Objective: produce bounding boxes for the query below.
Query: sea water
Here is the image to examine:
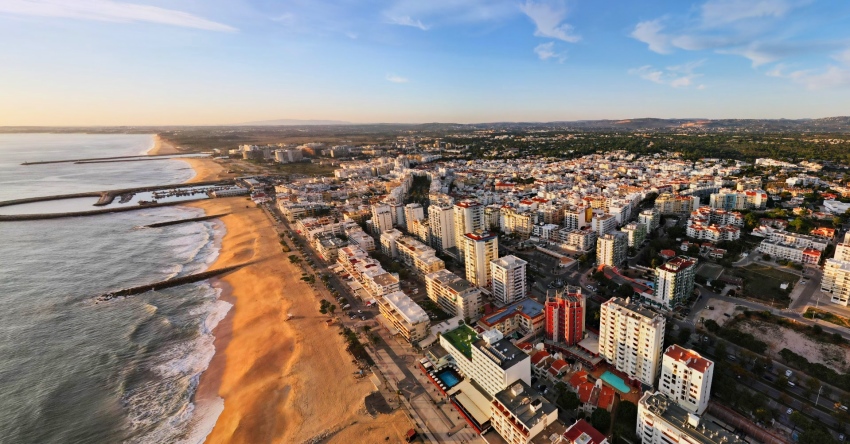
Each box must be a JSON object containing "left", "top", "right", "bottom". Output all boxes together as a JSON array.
[{"left": 0, "top": 134, "right": 229, "bottom": 443}]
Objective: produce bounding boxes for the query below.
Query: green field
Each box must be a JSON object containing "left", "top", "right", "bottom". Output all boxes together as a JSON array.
[{"left": 731, "top": 264, "right": 798, "bottom": 306}]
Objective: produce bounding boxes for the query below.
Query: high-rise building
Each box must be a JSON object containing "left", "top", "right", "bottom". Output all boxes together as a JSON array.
[
  {"left": 621, "top": 222, "right": 647, "bottom": 248},
  {"left": 823, "top": 259, "right": 850, "bottom": 306},
  {"left": 454, "top": 200, "right": 485, "bottom": 255},
  {"left": 709, "top": 189, "right": 768, "bottom": 211},
  {"left": 428, "top": 200, "right": 455, "bottom": 253},
  {"left": 596, "top": 232, "right": 627, "bottom": 267},
  {"left": 462, "top": 231, "right": 498, "bottom": 288},
  {"left": 564, "top": 205, "right": 592, "bottom": 231},
  {"left": 491, "top": 255, "right": 527, "bottom": 306},
  {"left": 371, "top": 203, "right": 394, "bottom": 234},
  {"left": 654, "top": 256, "right": 697, "bottom": 308},
  {"left": 439, "top": 326, "right": 531, "bottom": 396},
  {"left": 659, "top": 345, "right": 714, "bottom": 415},
  {"left": 592, "top": 214, "right": 617, "bottom": 236},
  {"left": 544, "top": 287, "right": 585, "bottom": 346},
  {"left": 424, "top": 269, "right": 484, "bottom": 320},
  {"left": 404, "top": 203, "right": 424, "bottom": 233},
  {"left": 639, "top": 208, "right": 660, "bottom": 231},
  {"left": 638, "top": 391, "right": 746, "bottom": 444},
  {"left": 490, "top": 381, "right": 558, "bottom": 444},
  {"left": 599, "top": 297, "right": 666, "bottom": 387}
]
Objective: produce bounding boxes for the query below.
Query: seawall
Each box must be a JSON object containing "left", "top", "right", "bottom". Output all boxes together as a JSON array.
[
  {"left": 94, "top": 263, "right": 248, "bottom": 302},
  {"left": 145, "top": 213, "right": 230, "bottom": 228}
]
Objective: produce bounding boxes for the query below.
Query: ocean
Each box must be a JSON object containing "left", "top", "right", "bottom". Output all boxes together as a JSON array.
[{"left": 0, "top": 134, "right": 229, "bottom": 443}]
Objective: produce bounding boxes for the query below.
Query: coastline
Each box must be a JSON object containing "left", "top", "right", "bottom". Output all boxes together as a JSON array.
[{"left": 147, "top": 134, "right": 180, "bottom": 155}]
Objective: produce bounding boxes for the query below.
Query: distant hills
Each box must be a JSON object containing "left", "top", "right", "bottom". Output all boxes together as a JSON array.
[{"left": 235, "top": 119, "right": 352, "bottom": 126}]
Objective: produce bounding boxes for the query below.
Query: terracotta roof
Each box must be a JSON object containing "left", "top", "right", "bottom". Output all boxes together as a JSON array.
[
  {"left": 578, "top": 382, "right": 594, "bottom": 403},
  {"left": 564, "top": 419, "right": 607, "bottom": 444},
  {"left": 568, "top": 370, "right": 588, "bottom": 389},
  {"left": 597, "top": 386, "right": 615, "bottom": 410},
  {"left": 530, "top": 350, "right": 550, "bottom": 365},
  {"left": 665, "top": 344, "right": 712, "bottom": 373}
]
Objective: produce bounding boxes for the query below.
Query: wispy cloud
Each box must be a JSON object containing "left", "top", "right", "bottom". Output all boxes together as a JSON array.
[
  {"left": 271, "top": 12, "right": 295, "bottom": 25},
  {"left": 700, "top": 0, "right": 798, "bottom": 27},
  {"left": 386, "top": 73, "right": 409, "bottom": 83},
  {"left": 0, "top": 0, "right": 236, "bottom": 32},
  {"left": 629, "top": 60, "right": 705, "bottom": 88},
  {"left": 385, "top": 14, "right": 429, "bottom": 30},
  {"left": 520, "top": 0, "right": 580, "bottom": 43},
  {"left": 767, "top": 49, "right": 850, "bottom": 89},
  {"left": 631, "top": 19, "right": 671, "bottom": 54},
  {"left": 534, "top": 42, "right": 566, "bottom": 62},
  {"left": 381, "top": 1, "right": 517, "bottom": 28}
]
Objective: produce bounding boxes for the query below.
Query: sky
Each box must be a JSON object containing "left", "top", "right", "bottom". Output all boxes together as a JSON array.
[{"left": 1, "top": 0, "right": 850, "bottom": 125}]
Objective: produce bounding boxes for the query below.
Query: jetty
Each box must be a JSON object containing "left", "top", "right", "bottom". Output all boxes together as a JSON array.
[
  {"left": 21, "top": 153, "right": 207, "bottom": 166},
  {"left": 94, "top": 263, "right": 248, "bottom": 302},
  {"left": 145, "top": 213, "right": 230, "bottom": 228}
]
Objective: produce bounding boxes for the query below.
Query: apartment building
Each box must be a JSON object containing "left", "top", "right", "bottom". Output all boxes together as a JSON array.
[
  {"left": 599, "top": 298, "right": 666, "bottom": 387},
  {"left": 377, "top": 290, "right": 430, "bottom": 343},
  {"left": 562, "top": 419, "right": 608, "bottom": 444},
  {"left": 379, "top": 228, "right": 404, "bottom": 258},
  {"left": 491, "top": 255, "right": 528, "bottom": 306},
  {"left": 638, "top": 391, "right": 745, "bottom": 444},
  {"left": 686, "top": 223, "right": 741, "bottom": 242},
  {"left": 477, "top": 298, "right": 546, "bottom": 338},
  {"left": 655, "top": 193, "right": 699, "bottom": 214},
  {"left": 463, "top": 231, "right": 499, "bottom": 288},
  {"left": 823, "top": 259, "right": 850, "bottom": 306},
  {"left": 565, "top": 205, "right": 592, "bottom": 231},
  {"left": 639, "top": 208, "right": 660, "bottom": 231},
  {"left": 371, "top": 203, "right": 394, "bottom": 233},
  {"left": 757, "top": 240, "right": 822, "bottom": 264},
  {"left": 659, "top": 345, "right": 714, "bottom": 415},
  {"left": 404, "top": 203, "right": 425, "bottom": 233},
  {"left": 491, "top": 381, "right": 559, "bottom": 444},
  {"left": 348, "top": 230, "right": 375, "bottom": 251},
  {"left": 556, "top": 227, "right": 597, "bottom": 252},
  {"left": 440, "top": 326, "right": 531, "bottom": 397},
  {"left": 454, "top": 200, "right": 486, "bottom": 255},
  {"left": 545, "top": 288, "right": 585, "bottom": 346},
  {"left": 597, "top": 232, "right": 627, "bottom": 268},
  {"left": 424, "top": 269, "right": 484, "bottom": 320},
  {"left": 397, "top": 235, "right": 445, "bottom": 275},
  {"left": 766, "top": 230, "right": 829, "bottom": 251},
  {"left": 654, "top": 256, "right": 696, "bottom": 308},
  {"left": 337, "top": 246, "right": 400, "bottom": 298},
  {"left": 621, "top": 222, "right": 647, "bottom": 248},
  {"left": 428, "top": 200, "right": 456, "bottom": 253},
  {"left": 592, "top": 214, "right": 617, "bottom": 236},
  {"left": 709, "top": 188, "right": 768, "bottom": 210}
]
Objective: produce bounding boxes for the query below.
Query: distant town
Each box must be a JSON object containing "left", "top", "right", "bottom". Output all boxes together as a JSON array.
[{"left": 203, "top": 130, "right": 850, "bottom": 444}]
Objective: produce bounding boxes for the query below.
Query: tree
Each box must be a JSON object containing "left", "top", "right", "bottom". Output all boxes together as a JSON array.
[
  {"left": 590, "top": 408, "right": 611, "bottom": 433},
  {"left": 288, "top": 254, "right": 302, "bottom": 265},
  {"left": 775, "top": 375, "right": 788, "bottom": 390},
  {"left": 715, "top": 341, "right": 727, "bottom": 358},
  {"left": 678, "top": 328, "right": 692, "bottom": 345},
  {"left": 557, "top": 390, "right": 580, "bottom": 411},
  {"left": 328, "top": 304, "right": 337, "bottom": 315},
  {"left": 616, "top": 284, "right": 634, "bottom": 298},
  {"left": 790, "top": 411, "right": 810, "bottom": 429},
  {"left": 704, "top": 319, "right": 720, "bottom": 333}
]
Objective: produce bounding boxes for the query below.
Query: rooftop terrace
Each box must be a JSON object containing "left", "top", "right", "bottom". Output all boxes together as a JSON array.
[{"left": 442, "top": 324, "right": 477, "bottom": 359}]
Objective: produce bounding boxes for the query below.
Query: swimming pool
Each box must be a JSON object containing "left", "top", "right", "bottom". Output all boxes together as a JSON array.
[
  {"left": 600, "top": 371, "right": 631, "bottom": 393},
  {"left": 435, "top": 368, "right": 462, "bottom": 389}
]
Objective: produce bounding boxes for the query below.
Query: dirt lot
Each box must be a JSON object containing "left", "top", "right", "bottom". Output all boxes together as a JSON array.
[
  {"left": 735, "top": 319, "right": 850, "bottom": 374},
  {"left": 696, "top": 299, "right": 741, "bottom": 327}
]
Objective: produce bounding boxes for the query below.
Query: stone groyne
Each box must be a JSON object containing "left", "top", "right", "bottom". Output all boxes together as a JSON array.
[
  {"left": 145, "top": 213, "right": 230, "bottom": 228},
  {"left": 94, "top": 263, "right": 248, "bottom": 302},
  {"left": 21, "top": 153, "right": 202, "bottom": 165}
]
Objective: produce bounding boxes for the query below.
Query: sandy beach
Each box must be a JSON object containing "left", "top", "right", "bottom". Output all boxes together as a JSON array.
[
  {"left": 147, "top": 134, "right": 180, "bottom": 155},
  {"left": 182, "top": 157, "right": 233, "bottom": 183},
  {"left": 189, "top": 197, "right": 391, "bottom": 444}
]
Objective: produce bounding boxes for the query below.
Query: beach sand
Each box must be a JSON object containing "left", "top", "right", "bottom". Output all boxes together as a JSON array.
[
  {"left": 181, "top": 157, "right": 233, "bottom": 183},
  {"left": 147, "top": 134, "right": 180, "bottom": 155},
  {"left": 190, "top": 198, "right": 389, "bottom": 444}
]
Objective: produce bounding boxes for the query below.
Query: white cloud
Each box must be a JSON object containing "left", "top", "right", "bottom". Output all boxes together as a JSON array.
[
  {"left": 534, "top": 42, "right": 566, "bottom": 61},
  {"left": 631, "top": 20, "right": 671, "bottom": 54},
  {"left": 0, "top": 0, "right": 236, "bottom": 32},
  {"left": 700, "top": 0, "right": 797, "bottom": 27},
  {"left": 629, "top": 61, "right": 705, "bottom": 88},
  {"left": 520, "top": 0, "right": 581, "bottom": 43},
  {"left": 381, "top": 0, "right": 517, "bottom": 27},
  {"left": 385, "top": 14, "right": 429, "bottom": 30},
  {"left": 386, "top": 73, "right": 409, "bottom": 83},
  {"left": 768, "top": 49, "right": 850, "bottom": 89},
  {"left": 271, "top": 13, "right": 295, "bottom": 25}
]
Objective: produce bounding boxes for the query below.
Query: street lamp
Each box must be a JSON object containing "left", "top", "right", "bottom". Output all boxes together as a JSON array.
[{"left": 815, "top": 384, "right": 823, "bottom": 406}]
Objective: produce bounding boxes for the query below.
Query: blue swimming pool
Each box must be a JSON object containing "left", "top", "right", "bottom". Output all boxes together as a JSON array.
[
  {"left": 435, "top": 368, "right": 462, "bottom": 389},
  {"left": 600, "top": 371, "right": 631, "bottom": 393}
]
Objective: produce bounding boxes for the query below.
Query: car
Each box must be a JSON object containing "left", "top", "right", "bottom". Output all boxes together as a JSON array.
[
  {"left": 788, "top": 381, "right": 796, "bottom": 387},
  {"left": 357, "top": 310, "right": 362, "bottom": 313},
  {"left": 839, "top": 434, "right": 845, "bottom": 442},
  {"left": 787, "top": 408, "right": 793, "bottom": 415},
  {"left": 361, "top": 316, "right": 366, "bottom": 321},
  {"left": 785, "top": 369, "right": 793, "bottom": 377},
  {"left": 728, "top": 354, "right": 737, "bottom": 361},
  {"left": 801, "top": 281, "right": 807, "bottom": 285},
  {"left": 763, "top": 375, "right": 775, "bottom": 382},
  {"left": 703, "top": 336, "right": 709, "bottom": 342}
]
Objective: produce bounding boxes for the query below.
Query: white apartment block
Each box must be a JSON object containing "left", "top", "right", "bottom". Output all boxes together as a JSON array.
[
  {"left": 834, "top": 243, "right": 850, "bottom": 262},
  {"left": 424, "top": 269, "right": 484, "bottom": 321},
  {"left": 377, "top": 290, "right": 430, "bottom": 343},
  {"left": 638, "top": 391, "right": 745, "bottom": 444},
  {"left": 655, "top": 193, "right": 699, "bottom": 214},
  {"left": 463, "top": 231, "right": 499, "bottom": 288},
  {"left": 597, "top": 232, "right": 627, "bottom": 268},
  {"left": 686, "top": 223, "right": 740, "bottom": 242},
  {"left": 639, "top": 208, "right": 660, "bottom": 231},
  {"left": 592, "top": 214, "right": 617, "bottom": 236},
  {"left": 557, "top": 228, "right": 597, "bottom": 252},
  {"left": 766, "top": 230, "right": 829, "bottom": 251},
  {"left": 404, "top": 203, "right": 425, "bottom": 233},
  {"left": 348, "top": 230, "right": 375, "bottom": 251},
  {"left": 621, "top": 222, "right": 647, "bottom": 248},
  {"left": 654, "top": 257, "right": 697, "bottom": 308},
  {"left": 491, "top": 255, "right": 528, "bottom": 307},
  {"left": 709, "top": 189, "right": 768, "bottom": 210},
  {"left": 491, "top": 382, "right": 559, "bottom": 444},
  {"left": 379, "top": 228, "right": 404, "bottom": 258},
  {"left": 454, "top": 200, "right": 486, "bottom": 255},
  {"left": 757, "top": 239, "right": 821, "bottom": 264},
  {"left": 337, "top": 246, "right": 400, "bottom": 298},
  {"left": 396, "top": 236, "right": 445, "bottom": 275},
  {"left": 371, "top": 203, "right": 394, "bottom": 234},
  {"left": 659, "top": 345, "right": 714, "bottom": 415},
  {"left": 440, "top": 327, "right": 531, "bottom": 397},
  {"left": 599, "top": 298, "right": 666, "bottom": 387},
  {"left": 823, "top": 259, "right": 850, "bottom": 306},
  {"left": 428, "top": 201, "right": 456, "bottom": 253},
  {"left": 564, "top": 205, "right": 592, "bottom": 231}
]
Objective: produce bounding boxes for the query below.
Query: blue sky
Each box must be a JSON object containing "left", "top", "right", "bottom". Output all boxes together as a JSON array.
[{"left": 1, "top": 0, "right": 850, "bottom": 125}]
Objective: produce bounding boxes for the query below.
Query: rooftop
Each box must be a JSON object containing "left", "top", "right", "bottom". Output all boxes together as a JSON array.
[
  {"left": 479, "top": 298, "right": 545, "bottom": 326},
  {"left": 494, "top": 381, "right": 558, "bottom": 430},
  {"left": 491, "top": 254, "right": 528, "bottom": 269},
  {"left": 603, "top": 297, "right": 664, "bottom": 324},
  {"left": 382, "top": 290, "right": 429, "bottom": 325},
  {"left": 640, "top": 391, "right": 747, "bottom": 444},
  {"left": 442, "top": 324, "right": 478, "bottom": 359},
  {"left": 474, "top": 336, "right": 528, "bottom": 370},
  {"left": 665, "top": 344, "right": 713, "bottom": 373},
  {"left": 564, "top": 419, "right": 607, "bottom": 444}
]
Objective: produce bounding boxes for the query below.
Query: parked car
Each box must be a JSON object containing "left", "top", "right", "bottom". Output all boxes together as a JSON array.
[
  {"left": 787, "top": 408, "right": 793, "bottom": 415},
  {"left": 785, "top": 369, "right": 793, "bottom": 377},
  {"left": 788, "top": 381, "right": 796, "bottom": 387}
]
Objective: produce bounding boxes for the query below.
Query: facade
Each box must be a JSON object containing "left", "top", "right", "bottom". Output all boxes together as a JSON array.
[
  {"left": 544, "top": 288, "right": 586, "bottom": 346},
  {"left": 440, "top": 327, "right": 531, "bottom": 397},
  {"left": 396, "top": 235, "right": 445, "bottom": 275},
  {"left": 477, "top": 298, "right": 546, "bottom": 338},
  {"left": 491, "top": 255, "right": 528, "bottom": 306},
  {"left": 592, "top": 214, "right": 617, "bottom": 236},
  {"left": 377, "top": 290, "right": 430, "bottom": 343},
  {"left": 379, "top": 228, "right": 404, "bottom": 258},
  {"left": 654, "top": 256, "right": 697, "bottom": 308},
  {"left": 565, "top": 205, "right": 592, "bottom": 231},
  {"left": 404, "top": 203, "right": 425, "bottom": 233},
  {"left": 639, "top": 208, "right": 660, "bottom": 231},
  {"left": 659, "top": 345, "right": 714, "bottom": 415},
  {"left": 597, "top": 232, "right": 627, "bottom": 268},
  {"left": 823, "top": 259, "right": 850, "bottom": 306},
  {"left": 599, "top": 298, "right": 666, "bottom": 387},
  {"left": 428, "top": 201, "right": 456, "bottom": 253},
  {"left": 371, "top": 203, "right": 394, "bottom": 234},
  {"left": 655, "top": 193, "right": 699, "bottom": 214},
  {"left": 757, "top": 239, "right": 822, "bottom": 264},
  {"left": 463, "top": 231, "right": 499, "bottom": 288},
  {"left": 709, "top": 189, "right": 768, "bottom": 210},
  {"left": 766, "top": 230, "right": 829, "bottom": 251},
  {"left": 638, "top": 391, "right": 745, "bottom": 444},
  {"left": 424, "top": 269, "right": 484, "bottom": 320},
  {"left": 491, "top": 381, "right": 558, "bottom": 444},
  {"left": 622, "top": 222, "right": 647, "bottom": 248},
  {"left": 454, "top": 200, "right": 486, "bottom": 255}
]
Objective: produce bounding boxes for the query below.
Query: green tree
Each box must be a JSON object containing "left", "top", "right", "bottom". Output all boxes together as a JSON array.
[
  {"left": 678, "top": 328, "right": 692, "bottom": 345},
  {"left": 704, "top": 319, "right": 720, "bottom": 333},
  {"left": 590, "top": 408, "right": 612, "bottom": 433},
  {"left": 557, "top": 390, "right": 580, "bottom": 411}
]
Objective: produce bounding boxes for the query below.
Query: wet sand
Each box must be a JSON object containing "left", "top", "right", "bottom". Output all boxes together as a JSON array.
[{"left": 147, "top": 135, "right": 180, "bottom": 155}]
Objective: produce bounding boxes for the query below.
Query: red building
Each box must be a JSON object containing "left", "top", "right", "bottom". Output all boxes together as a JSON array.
[{"left": 544, "top": 288, "right": 586, "bottom": 346}]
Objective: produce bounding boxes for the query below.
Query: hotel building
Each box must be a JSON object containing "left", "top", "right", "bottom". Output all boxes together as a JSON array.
[
  {"left": 638, "top": 391, "right": 745, "bottom": 444},
  {"left": 440, "top": 326, "right": 531, "bottom": 397},
  {"left": 491, "top": 381, "right": 559, "bottom": 444},
  {"left": 377, "top": 290, "right": 430, "bottom": 343},
  {"left": 599, "top": 297, "right": 666, "bottom": 387}
]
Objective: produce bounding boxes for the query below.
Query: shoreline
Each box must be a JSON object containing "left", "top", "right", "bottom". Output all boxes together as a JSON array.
[{"left": 146, "top": 134, "right": 180, "bottom": 156}]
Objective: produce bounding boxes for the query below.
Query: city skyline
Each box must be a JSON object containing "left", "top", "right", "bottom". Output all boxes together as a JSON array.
[{"left": 2, "top": 0, "right": 850, "bottom": 125}]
